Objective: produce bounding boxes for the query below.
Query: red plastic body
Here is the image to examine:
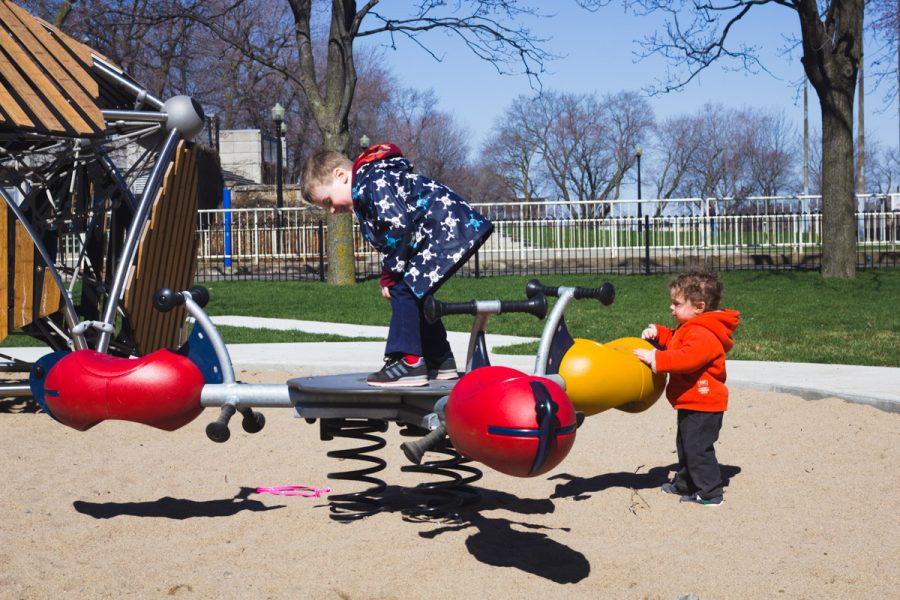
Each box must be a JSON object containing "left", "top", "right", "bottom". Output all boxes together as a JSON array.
[
  {"left": 44, "top": 349, "right": 205, "bottom": 431},
  {"left": 445, "top": 366, "right": 577, "bottom": 477}
]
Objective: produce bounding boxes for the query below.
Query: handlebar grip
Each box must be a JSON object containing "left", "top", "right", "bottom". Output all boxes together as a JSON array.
[
  {"left": 574, "top": 282, "right": 615, "bottom": 305},
  {"left": 400, "top": 424, "right": 447, "bottom": 464},
  {"left": 498, "top": 295, "right": 548, "bottom": 319},
  {"left": 153, "top": 288, "right": 183, "bottom": 313},
  {"left": 154, "top": 286, "right": 210, "bottom": 312},
  {"left": 424, "top": 297, "right": 477, "bottom": 322},
  {"left": 189, "top": 285, "right": 210, "bottom": 308},
  {"left": 424, "top": 294, "right": 547, "bottom": 324},
  {"left": 525, "top": 279, "right": 615, "bottom": 306}
]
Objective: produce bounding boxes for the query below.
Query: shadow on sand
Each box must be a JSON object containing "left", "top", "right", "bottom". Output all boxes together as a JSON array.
[
  {"left": 73, "top": 487, "right": 286, "bottom": 520},
  {"left": 548, "top": 463, "right": 742, "bottom": 500}
]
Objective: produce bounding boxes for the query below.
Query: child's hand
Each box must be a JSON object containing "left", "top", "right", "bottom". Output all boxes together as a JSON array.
[
  {"left": 633, "top": 348, "right": 656, "bottom": 368},
  {"left": 380, "top": 285, "right": 391, "bottom": 300},
  {"left": 641, "top": 324, "right": 658, "bottom": 340}
]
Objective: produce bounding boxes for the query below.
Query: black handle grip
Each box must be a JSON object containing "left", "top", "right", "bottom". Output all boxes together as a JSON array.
[
  {"left": 400, "top": 424, "right": 447, "bottom": 464},
  {"left": 206, "top": 404, "right": 235, "bottom": 443},
  {"left": 525, "top": 279, "right": 615, "bottom": 306},
  {"left": 153, "top": 286, "right": 209, "bottom": 312},
  {"left": 424, "top": 294, "right": 547, "bottom": 324}
]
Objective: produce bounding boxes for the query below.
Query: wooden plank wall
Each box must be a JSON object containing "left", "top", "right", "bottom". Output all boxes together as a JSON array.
[
  {"left": 0, "top": 0, "right": 105, "bottom": 136},
  {"left": 0, "top": 204, "right": 64, "bottom": 343},
  {"left": 123, "top": 141, "right": 200, "bottom": 354}
]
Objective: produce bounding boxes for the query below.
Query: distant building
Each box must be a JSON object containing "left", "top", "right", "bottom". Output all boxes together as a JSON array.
[{"left": 217, "top": 129, "right": 286, "bottom": 186}]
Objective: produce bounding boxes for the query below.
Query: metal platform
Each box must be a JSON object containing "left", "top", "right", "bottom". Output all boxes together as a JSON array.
[{"left": 287, "top": 372, "right": 456, "bottom": 426}]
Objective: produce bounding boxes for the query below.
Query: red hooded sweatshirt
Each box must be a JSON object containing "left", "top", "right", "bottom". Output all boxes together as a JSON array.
[{"left": 652, "top": 309, "right": 740, "bottom": 412}]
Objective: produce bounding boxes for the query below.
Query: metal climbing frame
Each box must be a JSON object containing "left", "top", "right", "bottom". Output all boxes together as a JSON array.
[{"left": 0, "top": 1, "right": 208, "bottom": 394}]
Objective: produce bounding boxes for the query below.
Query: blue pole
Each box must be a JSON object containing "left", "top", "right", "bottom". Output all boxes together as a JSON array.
[{"left": 223, "top": 188, "right": 232, "bottom": 268}]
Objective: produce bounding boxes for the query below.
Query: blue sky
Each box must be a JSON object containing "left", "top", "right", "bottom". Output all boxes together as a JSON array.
[{"left": 371, "top": 3, "right": 898, "bottom": 155}]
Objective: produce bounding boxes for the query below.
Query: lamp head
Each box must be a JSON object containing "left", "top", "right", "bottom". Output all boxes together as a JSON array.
[{"left": 271, "top": 102, "right": 285, "bottom": 123}]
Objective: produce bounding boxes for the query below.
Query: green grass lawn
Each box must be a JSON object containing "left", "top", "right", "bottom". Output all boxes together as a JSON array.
[{"left": 198, "top": 269, "right": 900, "bottom": 367}]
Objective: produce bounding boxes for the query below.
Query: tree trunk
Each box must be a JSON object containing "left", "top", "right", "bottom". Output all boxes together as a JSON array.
[
  {"left": 819, "top": 91, "right": 858, "bottom": 278},
  {"left": 326, "top": 213, "right": 356, "bottom": 285},
  {"left": 797, "top": 0, "right": 864, "bottom": 278}
]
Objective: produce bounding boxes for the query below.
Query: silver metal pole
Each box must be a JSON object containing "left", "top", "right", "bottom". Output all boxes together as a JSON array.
[
  {"left": 96, "top": 128, "right": 180, "bottom": 352},
  {"left": 101, "top": 110, "right": 168, "bottom": 123},
  {"left": 92, "top": 60, "right": 164, "bottom": 110},
  {"left": 533, "top": 288, "right": 575, "bottom": 377},
  {"left": 0, "top": 188, "right": 86, "bottom": 350},
  {"left": 200, "top": 383, "right": 291, "bottom": 408},
  {"left": 182, "top": 292, "right": 235, "bottom": 384}
]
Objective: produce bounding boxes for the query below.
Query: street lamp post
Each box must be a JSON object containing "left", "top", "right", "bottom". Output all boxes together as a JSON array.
[
  {"left": 271, "top": 103, "right": 285, "bottom": 212},
  {"left": 271, "top": 103, "right": 286, "bottom": 252},
  {"left": 635, "top": 145, "right": 643, "bottom": 225},
  {"left": 635, "top": 145, "right": 650, "bottom": 275}
]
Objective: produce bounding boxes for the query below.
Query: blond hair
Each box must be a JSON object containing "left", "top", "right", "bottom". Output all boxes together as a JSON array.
[
  {"left": 669, "top": 269, "right": 724, "bottom": 311},
  {"left": 300, "top": 149, "right": 353, "bottom": 204}
]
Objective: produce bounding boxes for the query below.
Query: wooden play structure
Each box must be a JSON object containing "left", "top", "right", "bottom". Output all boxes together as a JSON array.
[{"left": 0, "top": 0, "right": 210, "bottom": 386}]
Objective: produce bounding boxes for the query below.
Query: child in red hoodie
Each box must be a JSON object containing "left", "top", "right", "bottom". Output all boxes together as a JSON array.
[{"left": 633, "top": 269, "right": 740, "bottom": 507}]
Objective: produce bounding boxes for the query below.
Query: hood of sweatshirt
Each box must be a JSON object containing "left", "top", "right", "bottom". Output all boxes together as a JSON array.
[
  {"left": 353, "top": 143, "right": 403, "bottom": 171},
  {"left": 682, "top": 309, "right": 740, "bottom": 352}
]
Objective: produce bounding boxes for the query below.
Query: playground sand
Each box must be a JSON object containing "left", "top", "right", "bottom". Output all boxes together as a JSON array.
[{"left": 1, "top": 370, "right": 898, "bottom": 599}]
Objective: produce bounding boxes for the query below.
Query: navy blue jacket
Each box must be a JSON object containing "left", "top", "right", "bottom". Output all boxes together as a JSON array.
[{"left": 352, "top": 144, "right": 493, "bottom": 298}]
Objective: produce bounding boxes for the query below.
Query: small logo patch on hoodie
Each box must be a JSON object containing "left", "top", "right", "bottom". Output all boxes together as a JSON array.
[{"left": 698, "top": 378, "right": 710, "bottom": 395}]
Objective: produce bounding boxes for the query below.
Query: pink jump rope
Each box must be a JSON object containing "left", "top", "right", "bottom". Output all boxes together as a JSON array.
[{"left": 255, "top": 485, "right": 332, "bottom": 497}]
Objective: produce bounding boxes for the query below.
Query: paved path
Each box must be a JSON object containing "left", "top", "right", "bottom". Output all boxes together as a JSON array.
[
  {"left": 211, "top": 317, "right": 900, "bottom": 412},
  {"left": 3, "top": 316, "right": 897, "bottom": 412}
]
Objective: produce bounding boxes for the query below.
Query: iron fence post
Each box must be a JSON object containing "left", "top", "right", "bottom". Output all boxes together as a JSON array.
[
  {"left": 643, "top": 214, "right": 651, "bottom": 275},
  {"left": 318, "top": 220, "right": 325, "bottom": 282}
]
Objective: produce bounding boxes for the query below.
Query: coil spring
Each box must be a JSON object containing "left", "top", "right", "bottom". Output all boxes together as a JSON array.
[
  {"left": 320, "top": 418, "right": 388, "bottom": 522},
  {"left": 400, "top": 440, "right": 483, "bottom": 518}
]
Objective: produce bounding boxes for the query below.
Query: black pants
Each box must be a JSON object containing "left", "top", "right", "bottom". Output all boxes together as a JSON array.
[{"left": 672, "top": 409, "right": 724, "bottom": 499}]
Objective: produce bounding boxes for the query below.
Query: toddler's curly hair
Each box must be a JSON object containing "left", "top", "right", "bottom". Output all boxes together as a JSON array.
[{"left": 669, "top": 269, "right": 724, "bottom": 311}]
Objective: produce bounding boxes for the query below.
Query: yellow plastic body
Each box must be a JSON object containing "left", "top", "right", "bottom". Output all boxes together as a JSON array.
[{"left": 558, "top": 337, "right": 667, "bottom": 416}]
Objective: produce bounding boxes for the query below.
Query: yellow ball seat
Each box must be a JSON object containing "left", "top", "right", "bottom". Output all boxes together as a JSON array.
[{"left": 557, "top": 337, "right": 667, "bottom": 416}]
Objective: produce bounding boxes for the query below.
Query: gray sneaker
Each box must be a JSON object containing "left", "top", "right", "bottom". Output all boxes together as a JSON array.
[
  {"left": 680, "top": 493, "right": 724, "bottom": 507},
  {"left": 366, "top": 356, "right": 428, "bottom": 387},
  {"left": 427, "top": 355, "right": 459, "bottom": 380},
  {"left": 661, "top": 482, "right": 690, "bottom": 496}
]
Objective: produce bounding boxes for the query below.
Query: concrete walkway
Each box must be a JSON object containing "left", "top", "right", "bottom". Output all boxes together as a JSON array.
[
  {"left": 211, "top": 316, "right": 900, "bottom": 412},
  {"left": 3, "top": 316, "right": 897, "bottom": 412}
]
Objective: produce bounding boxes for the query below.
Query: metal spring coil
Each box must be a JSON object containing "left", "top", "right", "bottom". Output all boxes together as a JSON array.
[
  {"left": 321, "top": 418, "right": 388, "bottom": 522},
  {"left": 400, "top": 441, "right": 483, "bottom": 518}
]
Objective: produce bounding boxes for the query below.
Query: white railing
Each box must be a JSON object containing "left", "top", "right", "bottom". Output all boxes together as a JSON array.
[{"left": 191, "top": 200, "right": 898, "bottom": 278}]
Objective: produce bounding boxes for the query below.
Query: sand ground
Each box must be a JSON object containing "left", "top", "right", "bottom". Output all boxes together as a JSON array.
[{"left": 1, "top": 369, "right": 898, "bottom": 600}]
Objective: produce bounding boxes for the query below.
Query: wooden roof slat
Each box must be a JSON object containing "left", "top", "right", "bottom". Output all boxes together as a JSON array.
[
  {"left": 1, "top": 1, "right": 102, "bottom": 119},
  {"left": 0, "top": 33, "right": 66, "bottom": 133},
  {"left": 0, "top": 77, "right": 33, "bottom": 127},
  {"left": 0, "top": 20, "right": 94, "bottom": 134},
  {"left": 5, "top": 2, "right": 97, "bottom": 98}
]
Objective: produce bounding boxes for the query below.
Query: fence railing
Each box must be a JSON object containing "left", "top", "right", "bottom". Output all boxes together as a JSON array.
[{"left": 192, "top": 199, "right": 900, "bottom": 281}]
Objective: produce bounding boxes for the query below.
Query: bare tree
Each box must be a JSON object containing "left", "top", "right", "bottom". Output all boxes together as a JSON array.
[
  {"left": 578, "top": 0, "right": 865, "bottom": 278},
  {"left": 867, "top": 0, "right": 898, "bottom": 110},
  {"left": 648, "top": 114, "right": 705, "bottom": 212},
  {"left": 743, "top": 109, "right": 799, "bottom": 198},
  {"left": 481, "top": 94, "right": 545, "bottom": 208},
  {"left": 482, "top": 90, "right": 654, "bottom": 218}
]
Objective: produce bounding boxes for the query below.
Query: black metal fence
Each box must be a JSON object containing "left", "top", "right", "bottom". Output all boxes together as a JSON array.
[{"left": 194, "top": 199, "right": 900, "bottom": 282}]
